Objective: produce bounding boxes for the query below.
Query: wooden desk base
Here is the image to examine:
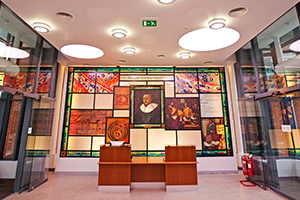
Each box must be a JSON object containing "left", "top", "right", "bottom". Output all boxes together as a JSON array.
[{"left": 98, "top": 157, "right": 198, "bottom": 192}]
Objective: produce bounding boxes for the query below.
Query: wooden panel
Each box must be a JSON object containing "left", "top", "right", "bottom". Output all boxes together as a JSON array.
[
  {"left": 100, "top": 146, "right": 131, "bottom": 162},
  {"left": 98, "top": 164, "right": 131, "bottom": 185},
  {"left": 131, "top": 157, "right": 164, "bottom": 164},
  {"left": 131, "top": 164, "right": 165, "bottom": 182},
  {"left": 165, "top": 164, "right": 197, "bottom": 185},
  {"left": 165, "top": 146, "right": 196, "bottom": 162}
]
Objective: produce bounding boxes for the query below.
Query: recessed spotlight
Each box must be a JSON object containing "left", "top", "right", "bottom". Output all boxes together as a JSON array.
[
  {"left": 228, "top": 7, "right": 248, "bottom": 17},
  {"left": 178, "top": 28, "right": 240, "bottom": 51},
  {"left": 208, "top": 18, "right": 226, "bottom": 30},
  {"left": 179, "top": 52, "right": 191, "bottom": 59},
  {"left": 112, "top": 28, "right": 127, "bottom": 39},
  {"left": 0, "top": 45, "right": 30, "bottom": 59},
  {"left": 157, "top": 0, "right": 175, "bottom": 4},
  {"left": 118, "top": 59, "right": 126, "bottom": 63},
  {"left": 32, "top": 22, "right": 51, "bottom": 33},
  {"left": 123, "top": 47, "right": 136, "bottom": 55},
  {"left": 60, "top": 44, "right": 104, "bottom": 59}
]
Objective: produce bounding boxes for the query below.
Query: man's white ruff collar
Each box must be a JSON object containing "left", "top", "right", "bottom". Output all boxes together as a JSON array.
[{"left": 140, "top": 103, "right": 158, "bottom": 113}]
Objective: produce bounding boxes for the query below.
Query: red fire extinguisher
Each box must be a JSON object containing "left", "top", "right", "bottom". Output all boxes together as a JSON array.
[
  {"left": 241, "top": 154, "right": 248, "bottom": 175},
  {"left": 247, "top": 154, "right": 255, "bottom": 177}
]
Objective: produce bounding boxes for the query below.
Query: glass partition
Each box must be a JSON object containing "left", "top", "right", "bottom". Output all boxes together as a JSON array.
[{"left": 20, "top": 98, "right": 54, "bottom": 192}]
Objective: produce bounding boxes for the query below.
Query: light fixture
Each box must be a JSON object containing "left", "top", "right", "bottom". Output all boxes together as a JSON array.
[
  {"left": 157, "top": 0, "right": 175, "bottom": 4},
  {"left": 60, "top": 44, "right": 104, "bottom": 59},
  {"left": 111, "top": 28, "right": 127, "bottom": 39},
  {"left": 208, "top": 18, "right": 226, "bottom": 30},
  {"left": 289, "top": 39, "right": 300, "bottom": 52},
  {"left": 0, "top": 44, "right": 29, "bottom": 59},
  {"left": 179, "top": 52, "right": 191, "bottom": 59},
  {"left": 123, "top": 47, "right": 136, "bottom": 55},
  {"left": 32, "top": 22, "right": 51, "bottom": 33},
  {"left": 178, "top": 28, "right": 240, "bottom": 51}
]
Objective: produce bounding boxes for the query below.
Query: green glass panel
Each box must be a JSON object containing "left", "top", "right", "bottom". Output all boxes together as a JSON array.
[
  {"left": 134, "top": 86, "right": 161, "bottom": 90},
  {"left": 65, "top": 107, "right": 71, "bottom": 127},
  {"left": 220, "top": 73, "right": 226, "bottom": 93},
  {"left": 26, "top": 150, "right": 49, "bottom": 157},
  {"left": 67, "top": 151, "right": 91, "bottom": 157},
  {"left": 74, "top": 68, "right": 96, "bottom": 72},
  {"left": 222, "top": 94, "right": 227, "bottom": 106},
  {"left": 203, "top": 151, "right": 227, "bottom": 155},
  {"left": 148, "top": 151, "right": 165, "bottom": 157},
  {"left": 120, "top": 68, "right": 146, "bottom": 73},
  {"left": 148, "top": 68, "right": 173, "bottom": 73},
  {"left": 67, "top": 94, "right": 72, "bottom": 107},
  {"left": 175, "top": 68, "right": 197, "bottom": 73},
  {"left": 295, "top": 149, "right": 300, "bottom": 155},
  {"left": 223, "top": 107, "right": 228, "bottom": 126},
  {"left": 63, "top": 127, "right": 68, "bottom": 150},
  {"left": 225, "top": 126, "right": 230, "bottom": 149},
  {"left": 68, "top": 73, "right": 73, "bottom": 93},
  {"left": 97, "top": 68, "right": 119, "bottom": 72},
  {"left": 131, "top": 151, "right": 147, "bottom": 157},
  {"left": 197, "top": 68, "right": 219, "bottom": 73},
  {"left": 196, "top": 151, "right": 202, "bottom": 157},
  {"left": 92, "top": 152, "right": 100, "bottom": 157}
]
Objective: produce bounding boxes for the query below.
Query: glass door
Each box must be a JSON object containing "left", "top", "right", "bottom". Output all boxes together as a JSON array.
[
  {"left": 14, "top": 97, "right": 54, "bottom": 193},
  {"left": 255, "top": 91, "right": 300, "bottom": 199}
]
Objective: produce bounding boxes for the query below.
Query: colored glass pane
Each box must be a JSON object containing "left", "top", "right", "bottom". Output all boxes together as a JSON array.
[
  {"left": 148, "top": 68, "right": 173, "bottom": 73},
  {"left": 198, "top": 73, "right": 221, "bottom": 93},
  {"left": 37, "top": 72, "right": 51, "bottom": 93},
  {"left": 175, "top": 68, "right": 197, "bottom": 73},
  {"left": 198, "top": 68, "right": 219, "bottom": 73},
  {"left": 67, "top": 151, "right": 91, "bottom": 156},
  {"left": 120, "top": 68, "right": 147, "bottom": 73},
  {"left": 97, "top": 68, "right": 119, "bottom": 72},
  {"left": 220, "top": 73, "right": 226, "bottom": 93},
  {"left": 72, "top": 73, "right": 95, "bottom": 93},
  {"left": 175, "top": 73, "right": 198, "bottom": 93},
  {"left": 96, "top": 72, "right": 119, "bottom": 93}
]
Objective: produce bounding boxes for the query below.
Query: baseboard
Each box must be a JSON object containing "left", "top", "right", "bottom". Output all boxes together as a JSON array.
[
  {"left": 166, "top": 185, "right": 198, "bottom": 192},
  {"left": 131, "top": 182, "right": 165, "bottom": 189},
  {"left": 98, "top": 186, "right": 130, "bottom": 192},
  {"left": 55, "top": 171, "right": 98, "bottom": 175},
  {"left": 198, "top": 170, "right": 238, "bottom": 174}
]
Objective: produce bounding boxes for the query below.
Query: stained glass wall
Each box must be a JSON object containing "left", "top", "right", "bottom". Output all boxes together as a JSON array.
[{"left": 61, "top": 66, "right": 233, "bottom": 157}]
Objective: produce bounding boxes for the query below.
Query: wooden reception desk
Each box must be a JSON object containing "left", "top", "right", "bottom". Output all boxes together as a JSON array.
[{"left": 98, "top": 146, "right": 198, "bottom": 192}]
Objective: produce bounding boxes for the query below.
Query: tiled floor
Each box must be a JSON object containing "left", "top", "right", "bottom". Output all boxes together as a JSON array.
[{"left": 4, "top": 172, "right": 287, "bottom": 200}]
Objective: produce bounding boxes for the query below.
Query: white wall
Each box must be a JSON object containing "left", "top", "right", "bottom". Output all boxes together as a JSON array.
[
  {"left": 276, "top": 159, "right": 300, "bottom": 177},
  {"left": 197, "top": 157, "right": 237, "bottom": 172},
  {"left": 0, "top": 161, "right": 17, "bottom": 179},
  {"left": 55, "top": 158, "right": 99, "bottom": 173}
]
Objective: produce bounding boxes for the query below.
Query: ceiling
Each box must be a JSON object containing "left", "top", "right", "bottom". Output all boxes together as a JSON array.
[{"left": 2, "top": 0, "right": 300, "bottom": 66}]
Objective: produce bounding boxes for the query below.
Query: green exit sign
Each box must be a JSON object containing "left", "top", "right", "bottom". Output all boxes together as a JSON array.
[{"left": 142, "top": 20, "right": 157, "bottom": 27}]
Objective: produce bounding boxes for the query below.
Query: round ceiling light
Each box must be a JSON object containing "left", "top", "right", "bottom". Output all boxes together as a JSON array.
[
  {"left": 179, "top": 52, "right": 191, "bottom": 59},
  {"left": 111, "top": 29, "right": 127, "bottom": 39},
  {"left": 289, "top": 39, "right": 300, "bottom": 52},
  {"left": 157, "top": 0, "right": 175, "bottom": 4},
  {"left": 0, "top": 45, "right": 29, "bottom": 59},
  {"left": 32, "top": 22, "right": 51, "bottom": 33},
  {"left": 208, "top": 18, "right": 226, "bottom": 30},
  {"left": 123, "top": 47, "right": 136, "bottom": 55},
  {"left": 178, "top": 28, "right": 240, "bottom": 51},
  {"left": 60, "top": 44, "right": 104, "bottom": 59}
]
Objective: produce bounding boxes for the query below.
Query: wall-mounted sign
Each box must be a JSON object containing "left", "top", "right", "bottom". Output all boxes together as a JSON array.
[{"left": 142, "top": 20, "right": 157, "bottom": 27}]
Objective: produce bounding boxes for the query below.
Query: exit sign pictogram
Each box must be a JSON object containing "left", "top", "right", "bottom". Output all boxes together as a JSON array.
[{"left": 142, "top": 20, "right": 157, "bottom": 27}]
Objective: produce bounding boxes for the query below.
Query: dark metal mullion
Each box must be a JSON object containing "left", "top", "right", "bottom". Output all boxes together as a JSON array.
[
  {"left": 251, "top": 38, "right": 263, "bottom": 94},
  {"left": 33, "top": 38, "right": 44, "bottom": 94},
  {"left": 0, "top": 93, "right": 12, "bottom": 159},
  {"left": 48, "top": 49, "right": 59, "bottom": 98},
  {"left": 14, "top": 98, "right": 33, "bottom": 193}
]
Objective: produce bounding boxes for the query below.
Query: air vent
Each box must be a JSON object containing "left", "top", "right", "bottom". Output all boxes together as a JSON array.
[
  {"left": 204, "top": 61, "right": 213, "bottom": 65},
  {"left": 157, "top": 54, "right": 166, "bottom": 58},
  {"left": 118, "top": 59, "right": 126, "bottom": 63},
  {"left": 55, "top": 11, "right": 74, "bottom": 22},
  {"left": 228, "top": 7, "right": 248, "bottom": 17}
]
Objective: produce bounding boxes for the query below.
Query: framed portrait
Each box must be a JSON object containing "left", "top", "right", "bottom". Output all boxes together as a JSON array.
[
  {"left": 165, "top": 98, "right": 200, "bottom": 130},
  {"left": 105, "top": 117, "right": 130, "bottom": 143},
  {"left": 113, "top": 86, "right": 130, "bottom": 109},
  {"left": 201, "top": 118, "right": 226, "bottom": 151},
  {"left": 130, "top": 85, "right": 164, "bottom": 128}
]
